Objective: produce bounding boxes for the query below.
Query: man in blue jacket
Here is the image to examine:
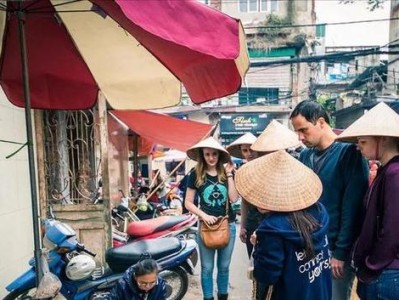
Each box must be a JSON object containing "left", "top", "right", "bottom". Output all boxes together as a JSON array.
[{"left": 290, "top": 100, "right": 369, "bottom": 300}]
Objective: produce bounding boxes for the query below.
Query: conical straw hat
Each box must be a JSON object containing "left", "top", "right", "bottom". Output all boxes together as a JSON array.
[
  {"left": 186, "top": 136, "right": 230, "bottom": 164},
  {"left": 226, "top": 132, "right": 257, "bottom": 159},
  {"left": 235, "top": 150, "right": 322, "bottom": 212},
  {"left": 251, "top": 120, "right": 301, "bottom": 152},
  {"left": 336, "top": 102, "right": 399, "bottom": 143}
]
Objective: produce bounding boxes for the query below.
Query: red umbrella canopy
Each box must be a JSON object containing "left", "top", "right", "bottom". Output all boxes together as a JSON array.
[
  {"left": 0, "top": 0, "right": 249, "bottom": 110},
  {"left": 111, "top": 110, "right": 213, "bottom": 152}
]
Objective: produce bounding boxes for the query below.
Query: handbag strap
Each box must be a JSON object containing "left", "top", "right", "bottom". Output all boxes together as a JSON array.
[{"left": 225, "top": 193, "right": 229, "bottom": 216}]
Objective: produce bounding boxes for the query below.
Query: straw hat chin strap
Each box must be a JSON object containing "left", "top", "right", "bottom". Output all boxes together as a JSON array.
[{"left": 374, "top": 137, "right": 381, "bottom": 162}]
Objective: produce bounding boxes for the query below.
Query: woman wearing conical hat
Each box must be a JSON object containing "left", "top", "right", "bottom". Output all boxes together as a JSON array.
[
  {"left": 226, "top": 132, "right": 258, "bottom": 162},
  {"left": 235, "top": 151, "right": 332, "bottom": 300},
  {"left": 250, "top": 119, "right": 301, "bottom": 154},
  {"left": 336, "top": 102, "right": 399, "bottom": 300},
  {"left": 226, "top": 132, "right": 259, "bottom": 257},
  {"left": 227, "top": 121, "right": 301, "bottom": 259},
  {"left": 185, "top": 136, "right": 239, "bottom": 300}
]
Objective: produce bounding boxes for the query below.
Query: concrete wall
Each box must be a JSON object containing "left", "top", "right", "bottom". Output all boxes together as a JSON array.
[
  {"left": 222, "top": 0, "right": 289, "bottom": 24},
  {"left": 387, "top": 0, "right": 399, "bottom": 93},
  {"left": 222, "top": 0, "right": 314, "bottom": 36},
  {"left": 107, "top": 114, "right": 130, "bottom": 206},
  {"left": 293, "top": 0, "right": 315, "bottom": 37},
  {"left": 186, "top": 111, "right": 210, "bottom": 125},
  {"left": 245, "top": 64, "right": 291, "bottom": 90},
  {"left": 0, "top": 89, "right": 34, "bottom": 298}
]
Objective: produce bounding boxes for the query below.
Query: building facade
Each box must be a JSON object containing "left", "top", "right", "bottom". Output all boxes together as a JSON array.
[
  {"left": 387, "top": 0, "right": 399, "bottom": 94},
  {"left": 0, "top": 91, "right": 33, "bottom": 297},
  {"left": 196, "top": 0, "right": 316, "bottom": 108}
]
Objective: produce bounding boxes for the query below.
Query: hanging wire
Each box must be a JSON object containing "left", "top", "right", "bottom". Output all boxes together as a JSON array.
[
  {"left": 25, "top": 0, "right": 83, "bottom": 13},
  {"left": 0, "top": 139, "right": 26, "bottom": 145},
  {"left": 52, "top": 0, "right": 82, "bottom": 8},
  {"left": 250, "top": 50, "right": 399, "bottom": 68},
  {"left": 28, "top": 9, "right": 93, "bottom": 14},
  {"left": 245, "top": 17, "right": 399, "bottom": 30},
  {"left": 246, "top": 41, "right": 399, "bottom": 71}
]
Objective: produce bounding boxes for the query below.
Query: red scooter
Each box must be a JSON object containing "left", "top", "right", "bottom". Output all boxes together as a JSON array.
[{"left": 112, "top": 205, "right": 198, "bottom": 247}]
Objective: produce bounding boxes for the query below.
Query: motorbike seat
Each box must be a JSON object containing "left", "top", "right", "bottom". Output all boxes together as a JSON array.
[
  {"left": 106, "top": 237, "right": 182, "bottom": 273},
  {"left": 127, "top": 214, "right": 191, "bottom": 237}
]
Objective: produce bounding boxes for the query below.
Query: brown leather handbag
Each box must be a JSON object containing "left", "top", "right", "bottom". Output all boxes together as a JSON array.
[{"left": 200, "top": 199, "right": 230, "bottom": 249}]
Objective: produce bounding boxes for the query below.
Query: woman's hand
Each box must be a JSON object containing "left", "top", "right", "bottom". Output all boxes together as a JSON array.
[
  {"left": 331, "top": 258, "right": 345, "bottom": 279},
  {"left": 201, "top": 214, "right": 218, "bottom": 225},
  {"left": 239, "top": 226, "right": 247, "bottom": 243},
  {"left": 250, "top": 232, "right": 257, "bottom": 245},
  {"left": 225, "top": 161, "right": 235, "bottom": 174}
]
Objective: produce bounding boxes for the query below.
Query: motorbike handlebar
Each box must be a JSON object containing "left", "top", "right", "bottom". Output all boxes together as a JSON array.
[
  {"left": 112, "top": 208, "right": 124, "bottom": 220},
  {"left": 76, "top": 243, "right": 96, "bottom": 257}
]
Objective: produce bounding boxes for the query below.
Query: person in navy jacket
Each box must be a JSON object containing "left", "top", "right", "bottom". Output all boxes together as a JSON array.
[
  {"left": 336, "top": 102, "right": 399, "bottom": 300},
  {"left": 290, "top": 100, "right": 369, "bottom": 300},
  {"left": 235, "top": 150, "right": 332, "bottom": 300},
  {"left": 106, "top": 258, "right": 166, "bottom": 300}
]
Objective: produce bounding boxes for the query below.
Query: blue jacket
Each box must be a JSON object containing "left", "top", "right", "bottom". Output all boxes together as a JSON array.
[
  {"left": 299, "top": 142, "right": 369, "bottom": 261},
  {"left": 253, "top": 203, "right": 332, "bottom": 300},
  {"left": 106, "top": 266, "right": 167, "bottom": 300}
]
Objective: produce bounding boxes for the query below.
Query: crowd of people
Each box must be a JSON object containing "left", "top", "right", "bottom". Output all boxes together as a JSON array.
[
  {"left": 111, "top": 100, "right": 399, "bottom": 300},
  {"left": 126, "top": 168, "right": 186, "bottom": 219},
  {"left": 183, "top": 100, "right": 399, "bottom": 300}
]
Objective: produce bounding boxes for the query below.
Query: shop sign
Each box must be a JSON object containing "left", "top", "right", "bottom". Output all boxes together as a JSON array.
[{"left": 219, "top": 113, "right": 270, "bottom": 145}]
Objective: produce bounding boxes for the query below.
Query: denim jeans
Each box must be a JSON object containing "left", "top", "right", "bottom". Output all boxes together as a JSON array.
[
  {"left": 332, "top": 260, "right": 355, "bottom": 300},
  {"left": 357, "top": 269, "right": 399, "bottom": 300},
  {"left": 197, "top": 222, "right": 236, "bottom": 298}
]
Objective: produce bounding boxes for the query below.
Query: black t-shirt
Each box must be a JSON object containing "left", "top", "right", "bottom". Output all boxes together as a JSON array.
[
  {"left": 245, "top": 201, "right": 264, "bottom": 232},
  {"left": 179, "top": 170, "right": 199, "bottom": 213},
  {"left": 187, "top": 170, "right": 235, "bottom": 222}
]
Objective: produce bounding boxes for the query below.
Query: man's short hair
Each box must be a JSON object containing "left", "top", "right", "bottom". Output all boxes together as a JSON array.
[{"left": 290, "top": 100, "right": 330, "bottom": 125}]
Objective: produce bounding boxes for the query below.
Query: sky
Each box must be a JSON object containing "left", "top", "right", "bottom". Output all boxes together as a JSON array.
[{"left": 316, "top": 0, "right": 391, "bottom": 47}]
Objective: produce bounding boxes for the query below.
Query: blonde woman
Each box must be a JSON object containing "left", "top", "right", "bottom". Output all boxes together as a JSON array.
[
  {"left": 185, "top": 137, "right": 239, "bottom": 300},
  {"left": 227, "top": 121, "right": 301, "bottom": 258}
]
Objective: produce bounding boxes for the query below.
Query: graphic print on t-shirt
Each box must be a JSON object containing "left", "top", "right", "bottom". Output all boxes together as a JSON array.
[{"left": 202, "top": 183, "right": 228, "bottom": 207}]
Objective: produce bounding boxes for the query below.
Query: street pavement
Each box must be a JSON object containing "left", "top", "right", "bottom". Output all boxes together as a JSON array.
[
  {"left": 183, "top": 219, "right": 361, "bottom": 300},
  {"left": 184, "top": 219, "right": 252, "bottom": 300}
]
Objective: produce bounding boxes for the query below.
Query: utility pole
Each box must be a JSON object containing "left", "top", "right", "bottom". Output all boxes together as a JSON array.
[{"left": 291, "top": 62, "right": 300, "bottom": 105}]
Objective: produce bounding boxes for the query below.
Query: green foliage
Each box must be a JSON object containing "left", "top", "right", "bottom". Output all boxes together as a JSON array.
[
  {"left": 340, "top": 0, "right": 386, "bottom": 11},
  {"left": 317, "top": 95, "right": 329, "bottom": 107},
  {"left": 257, "top": 14, "right": 292, "bottom": 41},
  {"left": 317, "top": 96, "right": 336, "bottom": 128}
]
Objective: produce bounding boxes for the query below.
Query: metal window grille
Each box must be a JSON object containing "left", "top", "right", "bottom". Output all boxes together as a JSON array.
[{"left": 43, "top": 110, "right": 102, "bottom": 205}]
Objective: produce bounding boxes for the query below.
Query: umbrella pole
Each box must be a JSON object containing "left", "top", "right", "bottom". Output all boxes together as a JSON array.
[
  {"left": 133, "top": 134, "right": 139, "bottom": 192},
  {"left": 17, "top": 10, "right": 43, "bottom": 285}
]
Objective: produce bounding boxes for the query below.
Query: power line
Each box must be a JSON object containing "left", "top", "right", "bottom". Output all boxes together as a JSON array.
[
  {"left": 244, "top": 17, "right": 399, "bottom": 30},
  {"left": 248, "top": 39, "right": 399, "bottom": 72},
  {"left": 250, "top": 48, "right": 399, "bottom": 68}
]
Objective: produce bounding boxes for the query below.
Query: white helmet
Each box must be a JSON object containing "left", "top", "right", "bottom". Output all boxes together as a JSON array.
[{"left": 65, "top": 255, "right": 96, "bottom": 281}]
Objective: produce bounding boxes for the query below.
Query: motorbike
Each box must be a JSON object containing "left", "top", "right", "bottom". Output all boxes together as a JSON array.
[
  {"left": 4, "top": 219, "right": 198, "bottom": 300},
  {"left": 112, "top": 205, "right": 198, "bottom": 248}
]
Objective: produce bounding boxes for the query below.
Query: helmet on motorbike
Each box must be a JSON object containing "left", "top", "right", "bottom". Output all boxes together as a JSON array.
[
  {"left": 65, "top": 255, "right": 96, "bottom": 280},
  {"left": 42, "top": 234, "right": 57, "bottom": 250},
  {"left": 137, "top": 193, "right": 149, "bottom": 212}
]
